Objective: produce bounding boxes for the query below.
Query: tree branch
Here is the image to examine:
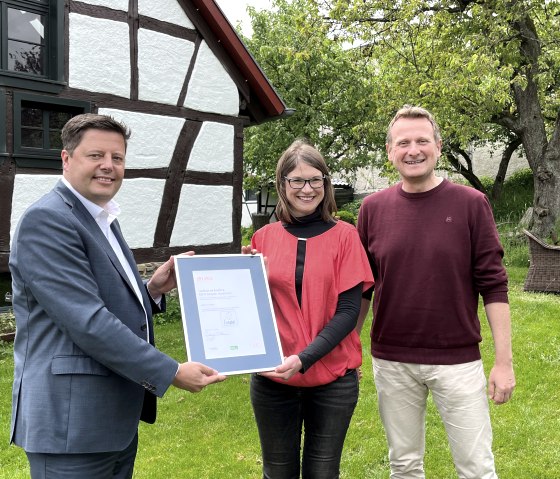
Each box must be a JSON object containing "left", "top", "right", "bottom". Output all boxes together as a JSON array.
[
  {"left": 442, "top": 144, "right": 486, "bottom": 193},
  {"left": 491, "top": 137, "right": 523, "bottom": 200}
]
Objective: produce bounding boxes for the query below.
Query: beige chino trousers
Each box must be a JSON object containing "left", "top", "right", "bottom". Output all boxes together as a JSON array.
[{"left": 372, "top": 358, "right": 497, "bottom": 479}]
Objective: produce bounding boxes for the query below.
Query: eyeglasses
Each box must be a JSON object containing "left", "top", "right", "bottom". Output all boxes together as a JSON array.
[{"left": 284, "top": 176, "right": 326, "bottom": 189}]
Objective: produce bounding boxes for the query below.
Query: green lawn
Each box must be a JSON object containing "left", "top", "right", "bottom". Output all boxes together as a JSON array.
[{"left": 1, "top": 265, "right": 559, "bottom": 478}]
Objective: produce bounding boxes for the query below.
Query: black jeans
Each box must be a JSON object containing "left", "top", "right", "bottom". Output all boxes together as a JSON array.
[{"left": 250, "top": 370, "right": 359, "bottom": 479}]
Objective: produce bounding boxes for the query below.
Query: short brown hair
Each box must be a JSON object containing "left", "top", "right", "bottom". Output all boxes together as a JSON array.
[
  {"left": 274, "top": 139, "right": 337, "bottom": 223},
  {"left": 61, "top": 113, "right": 131, "bottom": 154},
  {"left": 386, "top": 105, "right": 441, "bottom": 144}
]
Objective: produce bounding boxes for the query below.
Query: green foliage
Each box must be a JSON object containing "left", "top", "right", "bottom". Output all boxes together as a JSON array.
[
  {"left": 241, "top": 225, "right": 254, "bottom": 246},
  {"left": 326, "top": 0, "right": 560, "bottom": 237},
  {"left": 479, "top": 176, "right": 494, "bottom": 193},
  {"left": 329, "top": 0, "right": 559, "bottom": 139},
  {"left": 0, "top": 313, "right": 15, "bottom": 335},
  {"left": 491, "top": 169, "right": 533, "bottom": 268},
  {"left": 241, "top": 0, "right": 558, "bottom": 239},
  {"left": 499, "top": 230, "right": 530, "bottom": 269},
  {"left": 338, "top": 199, "right": 363, "bottom": 217},
  {"left": 153, "top": 293, "right": 182, "bottom": 325},
  {"left": 242, "top": 0, "right": 382, "bottom": 190},
  {"left": 505, "top": 168, "right": 534, "bottom": 191},
  {"left": 492, "top": 169, "right": 534, "bottom": 224},
  {"left": 453, "top": 168, "right": 533, "bottom": 226},
  {"left": 335, "top": 209, "right": 356, "bottom": 225}
]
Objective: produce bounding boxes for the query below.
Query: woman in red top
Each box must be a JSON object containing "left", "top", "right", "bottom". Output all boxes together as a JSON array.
[{"left": 243, "top": 140, "right": 373, "bottom": 478}]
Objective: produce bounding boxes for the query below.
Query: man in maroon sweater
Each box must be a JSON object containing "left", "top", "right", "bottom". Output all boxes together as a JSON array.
[{"left": 357, "top": 105, "right": 515, "bottom": 478}]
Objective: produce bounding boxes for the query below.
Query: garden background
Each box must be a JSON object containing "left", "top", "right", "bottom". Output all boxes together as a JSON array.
[{"left": 1, "top": 172, "right": 559, "bottom": 478}]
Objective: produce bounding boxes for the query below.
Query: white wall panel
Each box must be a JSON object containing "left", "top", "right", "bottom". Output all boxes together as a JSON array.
[
  {"left": 98, "top": 108, "right": 185, "bottom": 169},
  {"left": 171, "top": 185, "right": 233, "bottom": 246},
  {"left": 69, "top": 14, "right": 130, "bottom": 98},
  {"left": 188, "top": 122, "right": 234, "bottom": 173}
]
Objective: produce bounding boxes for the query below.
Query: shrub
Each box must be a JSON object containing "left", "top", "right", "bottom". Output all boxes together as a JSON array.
[
  {"left": 479, "top": 175, "right": 494, "bottom": 192},
  {"left": 153, "top": 292, "right": 182, "bottom": 325},
  {"left": 499, "top": 229, "right": 530, "bottom": 268},
  {"left": 493, "top": 168, "right": 533, "bottom": 224},
  {"left": 0, "top": 311, "right": 15, "bottom": 334},
  {"left": 339, "top": 199, "right": 363, "bottom": 217},
  {"left": 241, "top": 225, "right": 254, "bottom": 246},
  {"left": 505, "top": 168, "right": 533, "bottom": 190},
  {"left": 336, "top": 210, "right": 356, "bottom": 225}
]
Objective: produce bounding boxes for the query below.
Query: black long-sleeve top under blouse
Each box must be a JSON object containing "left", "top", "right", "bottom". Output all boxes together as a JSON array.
[{"left": 283, "top": 210, "right": 362, "bottom": 373}]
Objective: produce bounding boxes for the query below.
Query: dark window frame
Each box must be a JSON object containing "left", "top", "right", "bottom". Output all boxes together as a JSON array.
[
  {"left": 0, "top": 0, "right": 64, "bottom": 93},
  {"left": 0, "top": 88, "right": 6, "bottom": 164},
  {"left": 244, "top": 189, "right": 258, "bottom": 202},
  {"left": 13, "top": 92, "right": 90, "bottom": 168}
]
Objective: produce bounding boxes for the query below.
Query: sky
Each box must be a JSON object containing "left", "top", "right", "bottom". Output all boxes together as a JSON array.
[{"left": 214, "top": 0, "right": 273, "bottom": 36}]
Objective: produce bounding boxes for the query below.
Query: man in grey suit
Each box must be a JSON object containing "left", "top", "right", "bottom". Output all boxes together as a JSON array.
[{"left": 9, "top": 113, "right": 227, "bottom": 478}]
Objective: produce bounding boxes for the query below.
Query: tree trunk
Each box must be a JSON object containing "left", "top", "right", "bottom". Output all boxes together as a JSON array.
[
  {"left": 251, "top": 213, "right": 270, "bottom": 231},
  {"left": 510, "top": 15, "right": 560, "bottom": 239},
  {"left": 490, "top": 138, "right": 522, "bottom": 201},
  {"left": 530, "top": 145, "right": 560, "bottom": 239}
]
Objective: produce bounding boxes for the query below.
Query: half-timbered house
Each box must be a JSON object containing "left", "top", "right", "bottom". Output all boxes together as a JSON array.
[{"left": 0, "top": 0, "right": 289, "bottom": 272}]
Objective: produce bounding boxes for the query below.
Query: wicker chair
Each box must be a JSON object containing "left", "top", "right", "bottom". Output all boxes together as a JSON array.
[{"left": 523, "top": 229, "right": 560, "bottom": 293}]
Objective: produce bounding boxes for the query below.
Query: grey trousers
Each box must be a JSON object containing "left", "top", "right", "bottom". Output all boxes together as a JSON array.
[{"left": 26, "top": 432, "right": 138, "bottom": 479}]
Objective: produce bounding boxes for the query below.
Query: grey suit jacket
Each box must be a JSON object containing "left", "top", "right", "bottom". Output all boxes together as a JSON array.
[{"left": 9, "top": 181, "right": 179, "bottom": 454}]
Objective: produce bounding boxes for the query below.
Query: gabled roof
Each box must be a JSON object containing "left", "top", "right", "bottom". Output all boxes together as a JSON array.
[{"left": 184, "top": 0, "right": 292, "bottom": 125}]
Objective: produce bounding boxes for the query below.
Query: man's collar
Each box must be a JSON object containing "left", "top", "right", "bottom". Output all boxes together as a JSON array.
[{"left": 61, "top": 177, "right": 121, "bottom": 219}]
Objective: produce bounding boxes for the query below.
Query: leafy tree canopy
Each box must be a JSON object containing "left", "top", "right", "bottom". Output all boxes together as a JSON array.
[
  {"left": 243, "top": 0, "right": 560, "bottom": 237},
  {"left": 243, "top": 0, "right": 382, "bottom": 191},
  {"left": 325, "top": 0, "right": 558, "bottom": 139},
  {"left": 321, "top": 0, "right": 560, "bottom": 237}
]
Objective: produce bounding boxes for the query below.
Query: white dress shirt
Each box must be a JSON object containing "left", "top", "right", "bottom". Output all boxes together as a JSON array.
[{"left": 61, "top": 177, "right": 150, "bottom": 342}]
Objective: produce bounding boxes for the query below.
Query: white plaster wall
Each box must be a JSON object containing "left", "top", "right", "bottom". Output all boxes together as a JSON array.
[
  {"left": 138, "top": 0, "right": 195, "bottom": 29},
  {"left": 184, "top": 41, "right": 239, "bottom": 116},
  {"left": 138, "top": 29, "right": 195, "bottom": 105},
  {"left": 469, "top": 144, "right": 527, "bottom": 179},
  {"left": 98, "top": 108, "right": 185, "bottom": 169},
  {"left": 188, "top": 122, "right": 234, "bottom": 173},
  {"left": 241, "top": 201, "right": 257, "bottom": 227},
  {"left": 171, "top": 185, "right": 233, "bottom": 246},
  {"left": 352, "top": 166, "right": 391, "bottom": 195},
  {"left": 69, "top": 14, "right": 130, "bottom": 98},
  {"left": 76, "top": 0, "right": 128, "bottom": 10},
  {"left": 114, "top": 179, "right": 165, "bottom": 249},
  {"left": 10, "top": 175, "right": 60, "bottom": 245}
]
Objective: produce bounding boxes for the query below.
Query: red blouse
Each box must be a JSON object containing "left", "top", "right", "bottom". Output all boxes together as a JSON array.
[{"left": 252, "top": 220, "right": 374, "bottom": 387}]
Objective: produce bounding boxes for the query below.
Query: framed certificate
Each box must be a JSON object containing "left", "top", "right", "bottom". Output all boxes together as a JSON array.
[{"left": 174, "top": 254, "right": 283, "bottom": 375}]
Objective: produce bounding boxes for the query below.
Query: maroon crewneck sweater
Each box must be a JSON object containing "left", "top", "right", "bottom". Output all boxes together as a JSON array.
[{"left": 358, "top": 179, "right": 508, "bottom": 365}]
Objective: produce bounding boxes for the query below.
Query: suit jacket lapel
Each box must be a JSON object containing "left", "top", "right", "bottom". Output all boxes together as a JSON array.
[
  {"left": 54, "top": 181, "right": 149, "bottom": 313},
  {"left": 114, "top": 228, "right": 155, "bottom": 346},
  {"left": 111, "top": 220, "right": 153, "bottom": 316}
]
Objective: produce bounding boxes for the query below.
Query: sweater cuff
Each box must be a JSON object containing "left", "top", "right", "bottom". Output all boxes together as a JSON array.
[{"left": 482, "top": 291, "right": 509, "bottom": 305}]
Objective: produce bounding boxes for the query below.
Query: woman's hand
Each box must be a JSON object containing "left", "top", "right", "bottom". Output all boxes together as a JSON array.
[
  {"left": 241, "top": 246, "right": 268, "bottom": 276},
  {"left": 241, "top": 245, "right": 258, "bottom": 255},
  {"left": 258, "top": 355, "right": 302, "bottom": 381}
]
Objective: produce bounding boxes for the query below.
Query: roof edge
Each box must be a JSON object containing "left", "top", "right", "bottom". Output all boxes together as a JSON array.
[{"left": 190, "top": 0, "right": 288, "bottom": 121}]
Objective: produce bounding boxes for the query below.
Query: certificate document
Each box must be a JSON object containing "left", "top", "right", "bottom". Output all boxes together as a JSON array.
[
  {"left": 174, "top": 254, "right": 283, "bottom": 375},
  {"left": 193, "top": 269, "right": 265, "bottom": 359}
]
